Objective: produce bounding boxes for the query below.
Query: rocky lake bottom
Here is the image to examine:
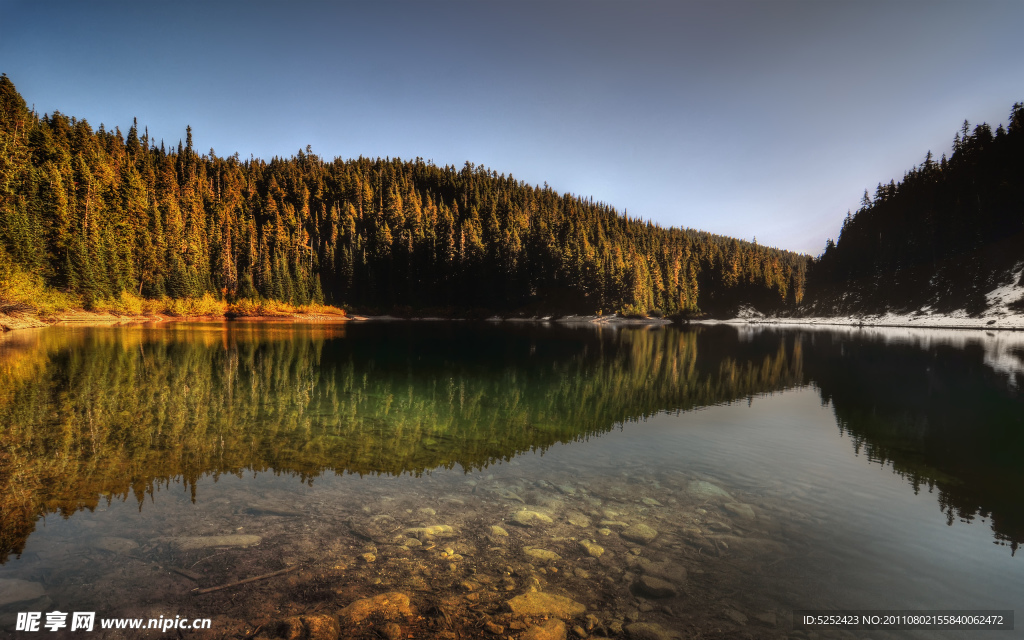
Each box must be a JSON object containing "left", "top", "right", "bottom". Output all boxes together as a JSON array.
[{"left": 0, "top": 414, "right": 964, "bottom": 640}]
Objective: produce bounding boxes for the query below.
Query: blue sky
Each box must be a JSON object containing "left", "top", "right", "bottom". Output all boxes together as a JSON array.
[{"left": 2, "top": 0, "right": 1022, "bottom": 255}]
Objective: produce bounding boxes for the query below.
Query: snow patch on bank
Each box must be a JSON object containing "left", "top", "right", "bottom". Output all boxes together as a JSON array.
[{"left": 708, "top": 264, "right": 1024, "bottom": 332}]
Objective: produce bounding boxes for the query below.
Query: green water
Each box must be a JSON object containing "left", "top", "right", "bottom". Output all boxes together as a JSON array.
[{"left": 0, "top": 322, "right": 1020, "bottom": 638}]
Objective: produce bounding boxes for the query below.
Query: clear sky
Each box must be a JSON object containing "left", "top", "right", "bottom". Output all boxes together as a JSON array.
[{"left": 2, "top": 0, "right": 1021, "bottom": 255}]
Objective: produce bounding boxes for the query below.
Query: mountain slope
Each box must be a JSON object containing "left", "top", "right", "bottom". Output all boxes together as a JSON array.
[
  {"left": 804, "top": 103, "right": 1024, "bottom": 319},
  {"left": 0, "top": 75, "right": 807, "bottom": 318}
]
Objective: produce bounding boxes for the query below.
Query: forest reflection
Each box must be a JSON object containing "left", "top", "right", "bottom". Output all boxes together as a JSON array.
[
  {"left": 794, "top": 328, "right": 1024, "bottom": 554},
  {"left": 0, "top": 322, "right": 804, "bottom": 562},
  {"left": 3, "top": 322, "right": 1021, "bottom": 562}
]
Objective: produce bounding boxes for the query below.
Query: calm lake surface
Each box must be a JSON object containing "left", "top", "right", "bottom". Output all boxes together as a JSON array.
[{"left": 0, "top": 321, "right": 1021, "bottom": 639}]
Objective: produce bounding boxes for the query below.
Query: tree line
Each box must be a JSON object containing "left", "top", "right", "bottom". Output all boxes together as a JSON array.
[
  {"left": 806, "top": 102, "right": 1024, "bottom": 315},
  {"left": 0, "top": 75, "right": 806, "bottom": 317}
]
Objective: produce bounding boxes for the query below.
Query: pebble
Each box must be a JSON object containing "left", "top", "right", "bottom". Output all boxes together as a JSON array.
[
  {"left": 490, "top": 525, "right": 509, "bottom": 537},
  {"left": 641, "top": 562, "right": 687, "bottom": 585},
  {"left": 725, "top": 609, "right": 748, "bottom": 625},
  {"left": 303, "top": 615, "right": 340, "bottom": 640},
  {"left": 403, "top": 525, "right": 454, "bottom": 539},
  {"left": 339, "top": 592, "right": 414, "bottom": 624},
  {"left": 687, "top": 480, "right": 732, "bottom": 501},
  {"left": 171, "top": 534, "right": 261, "bottom": 550},
  {"left": 566, "top": 512, "right": 592, "bottom": 527},
  {"left": 381, "top": 622, "right": 404, "bottom": 640},
  {"left": 578, "top": 539, "right": 605, "bottom": 558},
  {"left": 513, "top": 510, "right": 554, "bottom": 526},
  {"left": 631, "top": 575, "right": 677, "bottom": 598},
  {"left": 524, "top": 547, "right": 562, "bottom": 562},
  {"left": 521, "top": 618, "right": 567, "bottom": 640},
  {"left": 506, "top": 592, "right": 586, "bottom": 618},
  {"left": 599, "top": 520, "right": 629, "bottom": 528},
  {"left": 279, "top": 615, "right": 339, "bottom": 640},
  {"left": 485, "top": 620, "right": 505, "bottom": 634},
  {"left": 92, "top": 537, "right": 139, "bottom": 554},
  {"left": 624, "top": 622, "right": 682, "bottom": 640},
  {"left": 712, "top": 535, "right": 786, "bottom": 557},
  {"left": 723, "top": 502, "right": 756, "bottom": 519},
  {"left": 0, "top": 578, "right": 46, "bottom": 606},
  {"left": 621, "top": 523, "right": 658, "bottom": 545}
]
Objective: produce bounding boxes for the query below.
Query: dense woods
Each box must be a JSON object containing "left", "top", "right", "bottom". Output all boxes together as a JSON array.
[
  {"left": 806, "top": 102, "right": 1024, "bottom": 315},
  {"left": 0, "top": 75, "right": 806, "bottom": 317}
]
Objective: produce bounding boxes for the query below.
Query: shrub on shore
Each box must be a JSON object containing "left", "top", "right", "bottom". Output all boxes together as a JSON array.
[
  {"left": 226, "top": 298, "right": 346, "bottom": 317},
  {"left": 0, "top": 252, "right": 80, "bottom": 317}
]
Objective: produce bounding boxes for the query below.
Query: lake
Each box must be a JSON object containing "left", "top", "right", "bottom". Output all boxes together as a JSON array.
[{"left": 0, "top": 321, "right": 1021, "bottom": 639}]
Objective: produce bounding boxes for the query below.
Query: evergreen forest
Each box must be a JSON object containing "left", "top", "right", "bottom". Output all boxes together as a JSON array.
[
  {"left": 0, "top": 75, "right": 807, "bottom": 318},
  {"left": 806, "top": 102, "right": 1024, "bottom": 315}
]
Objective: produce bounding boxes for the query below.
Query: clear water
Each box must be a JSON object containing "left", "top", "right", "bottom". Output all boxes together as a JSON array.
[{"left": 0, "top": 321, "right": 1020, "bottom": 639}]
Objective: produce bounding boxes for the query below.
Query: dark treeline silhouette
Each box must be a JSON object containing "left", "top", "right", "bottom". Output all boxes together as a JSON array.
[
  {"left": 0, "top": 75, "right": 805, "bottom": 317},
  {"left": 805, "top": 103, "right": 1024, "bottom": 315}
]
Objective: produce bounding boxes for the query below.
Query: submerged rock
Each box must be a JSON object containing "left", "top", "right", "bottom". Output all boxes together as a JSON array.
[
  {"left": 339, "top": 591, "right": 414, "bottom": 624},
  {"left": 621, "top": 523, "right": 658, "bottom": 545},
  {"left": 713, "top": 535, "right": 786, "bottom": 557},
  {"left": 403, "top": 525, "right": 454, "bottom": 539},
  {"left": 0, "top": 579, "right": 45, "bottom": 607},
  {"left": 723, "top": 503, "right": 756, "bottom": 519},
  {"left": 524, "top": 547, "right": 562, "bottom": 562},
  {"left": 641, "top": 561, "right": 687, "bottom": 585},
  {"left": 624, "top": 622, "right": 682, "bottom": 640},
  {"left": 631, "top": 575, "right": 677, "bottom": 598},
  {"left": 512, "top": 510, "right": 554, "bottom": 527},
  {"left": 280, "top": 614, "right": 339, "bottom": 640},
  {"left": 521, "top": 618, "right": 568, "bottom": 640},
  {"left": 687, "top": 480, "right": 732, "bottom": 501},
  {"left": 92, "top": 537, "right": 139, "bottom": 554},
  {"left": 578, "top": 539, "right": 605, "bottom": 558},
  {"left": 172, "top": 534, "right": 261, "bottom": 550},
  {"left": 599, "top": 520, "right": 629, "bottom": 528},
  {"left": 565, "top": 511, "right": 592, "bottom": 527},
  {"left": 381, "top": 622, "right": 404, "bottom": 640},
  {"left": 506, "top": 592, "right": 586, "bottom": 618},
  {"left": 556, "top": 483, "right": 577, "bottom": 496}
]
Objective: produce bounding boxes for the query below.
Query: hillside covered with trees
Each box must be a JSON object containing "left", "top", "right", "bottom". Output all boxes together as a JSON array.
[
  {"left": 804, "top": 103, "right": 1024, "bottom": 316},
  {"left": 0, "top": 75, "right": 806, "bottom": 319}
]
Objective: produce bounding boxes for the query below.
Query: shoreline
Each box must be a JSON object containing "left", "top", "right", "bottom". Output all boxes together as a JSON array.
[
  {"left": 0, "top": 310, "right": 353, "bottom": 333},
  {"left": 692, "top": 311, "right": 1024, "bottom": 332},
  {"left": 7, "top": 308, "right": 1024, "bottom": 334},
  {"left": 0, "top": 310, "right": 678, "bottom": 334}
]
